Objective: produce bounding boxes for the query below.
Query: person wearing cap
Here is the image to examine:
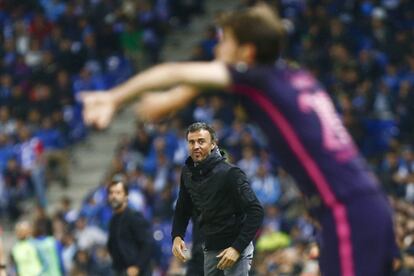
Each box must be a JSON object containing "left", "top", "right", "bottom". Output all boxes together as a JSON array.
[{"left": 106, "top": 175, "right": 154, "bottom": 276}]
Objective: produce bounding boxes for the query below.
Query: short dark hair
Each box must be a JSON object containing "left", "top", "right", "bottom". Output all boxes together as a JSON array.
[
  {"left": 218, "top": 4, "right": 285, "bottom": 64},
  {"left": 186, "top": 122, "right": 217, "bottom": 143},
  {"left": 107, "top": 174, "right": 128, "bottom": 195}
]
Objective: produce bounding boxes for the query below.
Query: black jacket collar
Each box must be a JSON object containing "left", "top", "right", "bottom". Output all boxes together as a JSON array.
[{"left": 185, "top": 148, "right": 226, "bottom": 176}]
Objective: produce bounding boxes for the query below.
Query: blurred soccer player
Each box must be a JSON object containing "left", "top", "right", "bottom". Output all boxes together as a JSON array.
[{"left": 81, "top": 4, "right": 397, "bottom": 276}]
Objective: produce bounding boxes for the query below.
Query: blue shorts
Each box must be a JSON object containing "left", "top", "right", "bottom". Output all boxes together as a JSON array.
[{"left": 318, "top": 193, "right": 396, "bottom": 276}]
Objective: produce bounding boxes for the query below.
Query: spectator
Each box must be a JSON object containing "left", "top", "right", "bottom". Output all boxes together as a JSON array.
[
  {"left": 120, "top": 20, "right": 144, "bottom": 70},
  {"left": 237, "top": 146, "right": 260, "bottom": 180},
  {"left": 251, "top": 163, "right": 281, "bottom": 206},
  {"left": 74, "top": 216, "right": 107, "bottom": 251},
  {"left": 3, "top": 158, "right": 30, "bottom": 221},
  {"left": 60, "top": 232, "right": 77, "bottom": 274},
  {"left": 15, "top": 126, "right": 47, "bottom": 207},
  {"left": 35, "top": 116, "right": 69, "bottom": 187}
]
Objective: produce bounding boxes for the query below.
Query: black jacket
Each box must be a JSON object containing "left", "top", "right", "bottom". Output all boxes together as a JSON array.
[
  {"left": 107, "top": 207, "right": 153, "bottom": 274},
  {"left": 172, "top": 149, "right": 264, "bottom": 253}
]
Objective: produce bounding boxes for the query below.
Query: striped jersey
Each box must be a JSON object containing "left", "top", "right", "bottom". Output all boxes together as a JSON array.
[{"left": 228, "top": 61, "right": 381, "bottom": 208}]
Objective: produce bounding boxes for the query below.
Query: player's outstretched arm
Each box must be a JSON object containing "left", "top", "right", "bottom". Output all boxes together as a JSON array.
[
  {"left": 81, "top": 61, "right": 230, "bottom": 129},
  {"left": 134, "top": 85, "right": 200, "bottom": 122}
]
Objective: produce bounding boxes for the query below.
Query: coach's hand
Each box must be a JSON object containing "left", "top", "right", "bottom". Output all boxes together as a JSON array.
[
  {"left": 216, "top": 247, "right": 240, "bottom": 270},
  {"left": 172, "top": 236, "right": 188, "bottom": 262},
  {"left": 81, "top": 91, "right": 117, "bottom": 129},
  {"left": 126, "top": 265, "right": 139, "bottom": 276}
]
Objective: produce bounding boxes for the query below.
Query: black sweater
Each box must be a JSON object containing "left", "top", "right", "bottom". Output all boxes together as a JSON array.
[
  {"left": 107, "top": 208, "right": 153, "bottom": 273},
  {"left": 172, "top": 150, "right": 264, "bottom": 253}
]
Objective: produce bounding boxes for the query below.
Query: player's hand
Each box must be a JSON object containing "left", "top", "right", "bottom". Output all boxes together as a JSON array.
[
  {"left": 134, "top": 92, "right": 174, "bottom": 122},
  {"left": 216, "top": 247, "right": 240, "bottom": 270},
  {"left": 172, "top": 236, "right": 188, "bottom": 262},
  {"left": 80, "top": 91, "right": 117, "bottom": 129}
]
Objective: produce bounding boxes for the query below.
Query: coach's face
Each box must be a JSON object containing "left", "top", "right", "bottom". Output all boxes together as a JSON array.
[
  {"left": 187, "top": 129, "right": 216, "bottom": 162},
  {"left": 108, "top": 182, "right": 128, "bottom": 212}
]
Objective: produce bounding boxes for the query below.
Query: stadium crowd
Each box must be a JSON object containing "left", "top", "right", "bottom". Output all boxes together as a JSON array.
[
  {"left": 0, "top": 0, "right": 414, "bottom": 275},
  {"left": 0, "top": 0, "right": 204, "bottom": 219}
]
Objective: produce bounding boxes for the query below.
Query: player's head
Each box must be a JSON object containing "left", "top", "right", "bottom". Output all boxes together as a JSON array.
[{"left": 216, "top": 3, "right": 285, "bottom": 65}]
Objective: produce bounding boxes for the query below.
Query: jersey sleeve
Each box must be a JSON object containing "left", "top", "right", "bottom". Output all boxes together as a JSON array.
[{"left": 227, "top": 64, "right": 265, "bottom": 90}]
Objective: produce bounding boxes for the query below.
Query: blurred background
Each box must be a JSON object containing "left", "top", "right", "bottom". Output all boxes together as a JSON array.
[{"left": 0, "top": 0, "right": 413, "bottom": 275}]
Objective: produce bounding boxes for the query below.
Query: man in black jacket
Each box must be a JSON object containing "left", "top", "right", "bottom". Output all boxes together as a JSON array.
[
  {"left": 107, "top": 175, "right": 153, "bottom": 276},
  {"left": 172, "top": 122, "right": 264, "bottom": 276}
]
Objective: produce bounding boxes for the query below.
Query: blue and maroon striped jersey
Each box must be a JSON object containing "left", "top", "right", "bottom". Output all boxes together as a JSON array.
[{"left": 228, "top": 61, "right": 381, "bottom": 207}]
